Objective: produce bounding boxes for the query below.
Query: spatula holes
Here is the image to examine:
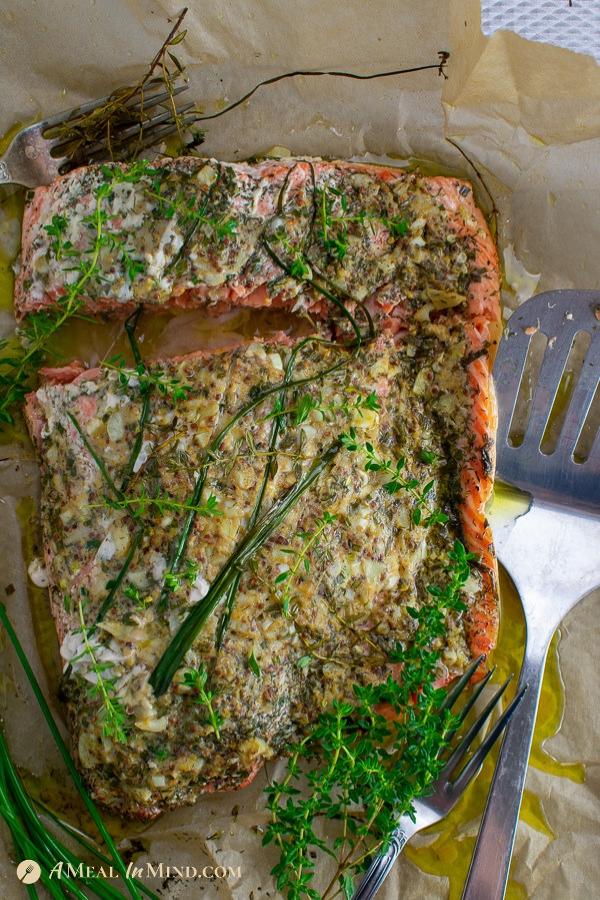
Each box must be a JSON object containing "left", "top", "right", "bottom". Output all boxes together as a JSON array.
[
  {"left": 540, "top": 330, "right": 591, "bottom": 455},
  {"left": 508, "top": 330, "right": 548, "bottom": 447},
  {"left": 573, "top": 381, "right": 600, "bottom": 464}
]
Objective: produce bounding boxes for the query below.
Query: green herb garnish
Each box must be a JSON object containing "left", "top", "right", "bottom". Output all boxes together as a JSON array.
[
  {"left": 182, "top": 665, "right": 223, "bottom": 739},
  {"left": 314, "top": 184, "right": 409, "bottom": 263},
  {"left": 48, "top": 8, "right": 199, "bottom": 162},
  {"left": 215, "top": 338, "right": 301, "bottom": 648},
  {"left": 0, "top": 603, "right": 145, "bottom": 899},
  {"left": 155, "top": 334, "right": 360, "bottom": 611},
  {"left": 273, "top": 390, "right": 380, "bottom": 426},
  {"left": 263, "top": 541, "right": 475, "bottom": 899},
  {"left": 150, "top": 441, "right": 341, "bottom": 695},
  {"left": 275, "top": 511, "right": 336, "bottom": 617},
  {"left": 248, "top": 651, "right": 262, "bottom": 678},
  {"left": 0, "top": 177, "right": 115, "bottom": 427},
  {"left": 104, "top": 356, "right": 192, "bottom": 402},
  {"left": 340, "top": 426, "right": 449, "bottom": 526},
  {"left": 77, "top": 600, "right": 129, "bottom": 743}
]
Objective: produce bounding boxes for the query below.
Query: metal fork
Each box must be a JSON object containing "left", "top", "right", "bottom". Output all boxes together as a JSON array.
[
  {"left": 352, "top": 657, "right": 526, "bottom": 899},
  {"left": 0, "top": 80, "right": 193, "bottom": 188},
  {"left": 463, "top": 290, "right": 600, "bottom": 900}
]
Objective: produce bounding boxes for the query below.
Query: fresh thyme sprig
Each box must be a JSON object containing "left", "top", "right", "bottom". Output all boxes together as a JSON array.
[
  {"left": 96, "top": 527, "right": 144, "bottom": 623},
  {"left": 181, "top": 665, "right": 223, "bottom": 739},
  {"left": 99, "top": 487, "right": 222, "bottom": 519},
  {"left": 263, "top": 540, "right": 475, "bottom": 900},
  {"left": 103, "top": 356, "right": 192, "bottom": 402},
  {"left": 43, "top": 213, "right": 76, "bottom": 261},
  {"left": 274, "top": 230, "right": 313, "bottom": 280},
  {"left": 159, "top": 558, "right": 200, "bottom": 596},
  {"left": 275, "top": 511, "right": 336, "bottom": 617},
  {"left": 339, "top": 426, "right": 449, "bottom": 527},
  {"left": 272, "top": 390, "right": 380, "bottom": 427},
  {"left": 0, "top": 735, "right": 141, "bottom": 900},
  {"left": 0, "top": 178, "right": 113, "bottom": 427},
  {"left": 77, "top": 599, "right": 128, "bottom": 744},
  {"left": 315, "top": 185, "right": 409, "bottom": 262}
]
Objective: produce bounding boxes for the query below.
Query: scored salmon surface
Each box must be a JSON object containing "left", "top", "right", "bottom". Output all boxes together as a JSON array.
[{"left": 21, "top": 158, "right": 501, "bottom": 818}]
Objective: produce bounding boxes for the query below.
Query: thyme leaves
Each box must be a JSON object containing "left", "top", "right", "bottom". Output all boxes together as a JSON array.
[
  {"left": 275, "top": 511, "right": 336, "bottom": 617},
  {"left": 248, "top": 650, "right": 262, "bottom": 679},
  {"left": 263, "top": 541, "right": 475, "bottom": 900},
  {"left": 182, "top": 665, "right": 223, "bottom": 740},
  {"left": 0, "top": 178, "right": 112, "bottom": 427},
  {"left": 100, "top": 488, "right": 222, "bottom": 520},
  {"left": 76, "top": 600, "right": 129, "bottom": 744},
  {"left": 192, "top": 55, "right": 450, "bottom": 124},
  {"left": 314, "top": 184, "right": 409, "bottom": 263},
  {"left": 339, "top": 426, "right": 449, "bottom": 527},
  {"left": 0, "top": 162, "right": 162, "bottom": 431}
]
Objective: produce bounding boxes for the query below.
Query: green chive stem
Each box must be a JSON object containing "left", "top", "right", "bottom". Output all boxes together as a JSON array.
[
  {"left": 150, "top": 441, "right": 340, "bottom": 695},
  {"left": 0, "top": 604, "right": 141, "bottom": 900}
]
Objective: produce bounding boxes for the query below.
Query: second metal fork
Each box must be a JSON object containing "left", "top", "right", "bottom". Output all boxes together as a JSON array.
[
  {"left": 352, "top": 658, "right": 526, "bottom": 900},
  {"left": 0, "top": 80, "right": 195, "bottom": 189}
]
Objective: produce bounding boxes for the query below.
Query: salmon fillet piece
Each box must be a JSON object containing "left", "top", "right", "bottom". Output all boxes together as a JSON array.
[
  {"left": 16, "top": 158, "right": 497, "bottom": 330},
  {"left": 21, "top": 158, "right": 500, "bottom": 819}
]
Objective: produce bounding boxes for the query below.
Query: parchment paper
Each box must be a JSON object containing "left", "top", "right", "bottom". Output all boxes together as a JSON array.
[{"left": 0, "top": 1, "right": 599, "bottom": 897}]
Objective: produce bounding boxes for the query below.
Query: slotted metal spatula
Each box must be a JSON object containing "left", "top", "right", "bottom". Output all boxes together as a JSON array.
[{"left": 463, "top": 290, "right": 600, "bottom": 900}]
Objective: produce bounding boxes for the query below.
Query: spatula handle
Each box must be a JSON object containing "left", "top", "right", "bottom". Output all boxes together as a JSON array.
[{"left": 461, "top": 637, "right": 551, "bottom": 900}]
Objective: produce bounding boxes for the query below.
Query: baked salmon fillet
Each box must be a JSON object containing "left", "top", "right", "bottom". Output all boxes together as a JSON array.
[
  {"left": 21, "top": 158, "right": 500, "bottom": 819},
  {"left": 17, "top": 157, "right": 495, "bottom": 330}
]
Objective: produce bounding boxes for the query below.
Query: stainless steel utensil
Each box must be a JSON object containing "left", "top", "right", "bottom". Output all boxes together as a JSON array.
[
  {"left": 463, "top": 289, "right": 600, "bottom": 900},
  {"left": 352, "top": 659, "right": 525, "bottom": 900},
  {"left": 0, "top": 81, "right": 192, "bottom": 188}
]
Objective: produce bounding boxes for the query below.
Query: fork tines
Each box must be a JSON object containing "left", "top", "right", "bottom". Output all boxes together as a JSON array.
[
  {"left": 450, "top": 686, "right": 527, "bottom": 795},
  {"left": 45, "top": 80, "right": 194, "bottom": 166}
]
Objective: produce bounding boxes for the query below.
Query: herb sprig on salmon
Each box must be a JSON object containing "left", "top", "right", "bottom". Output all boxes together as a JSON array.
[{"left": 18, "top": 157, "right": 500, "bottom": 899}]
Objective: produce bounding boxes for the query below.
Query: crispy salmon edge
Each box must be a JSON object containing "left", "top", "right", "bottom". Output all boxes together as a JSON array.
[{"left": 423, "top": 176, "right": 502, "bottom": 667}]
